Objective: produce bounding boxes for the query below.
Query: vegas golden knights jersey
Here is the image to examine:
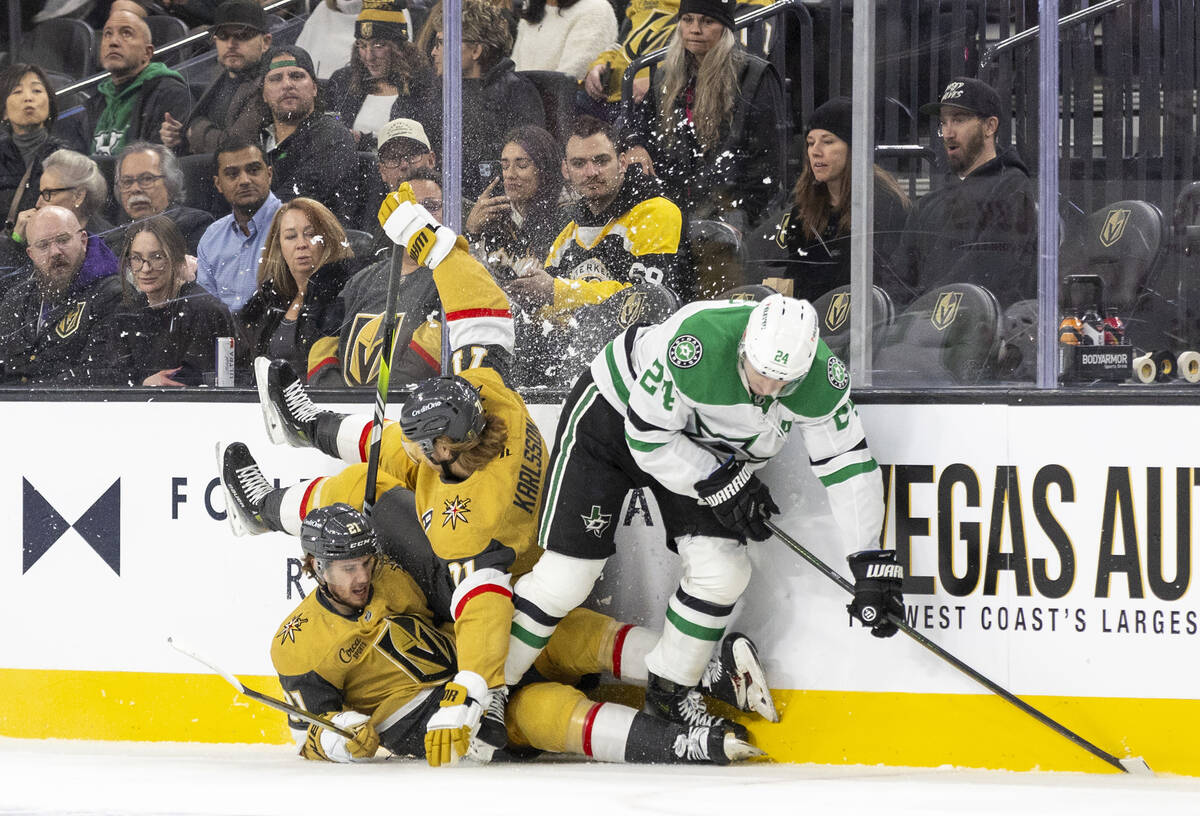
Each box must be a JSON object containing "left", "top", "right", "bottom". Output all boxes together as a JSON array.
[{"left": 271, "top": 560, "right": 456, "bottom": 758}]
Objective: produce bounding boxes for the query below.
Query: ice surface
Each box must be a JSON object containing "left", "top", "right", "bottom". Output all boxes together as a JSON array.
[{"left": 2, "top": 738, "right": 1197, "bottom": 816}]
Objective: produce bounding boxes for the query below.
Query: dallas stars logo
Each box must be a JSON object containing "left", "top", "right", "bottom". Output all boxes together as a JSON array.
[
  {"left": 581, "top": 505, "right": 612, "bottom": 538},
  {"left": 442, "top": 495, "right": 472, "bottom": 529},
  {"left": 276, "top": 614, "right": 308, "bottom": 645}
]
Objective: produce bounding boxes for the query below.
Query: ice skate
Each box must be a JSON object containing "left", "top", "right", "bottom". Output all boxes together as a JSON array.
[
  {"left": 218, "top": 441, "right": 274, "bottom": 536},
  {"left": 671, "top": 725, "right": 765, "bottom": 765},
  {"left": 256, "top": 356, "right": 325, "bottom": 448},
  {"left": 644, "top": 672, "right": 749, "bottom": 741},
  {"left": 700, "top": 632, "right": 780, "bottom": 722}
]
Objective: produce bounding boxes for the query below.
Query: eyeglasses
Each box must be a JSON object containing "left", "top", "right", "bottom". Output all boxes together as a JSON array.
[
  {"left": 30, "top": 230, "right": 83, "bottom": 254},
  {"left": 128, "top": 251, "right": 169, "bottom": 270},
  {"left": 212, "top": 26, "right": 261, "bottom": 42},
  {"left": 117, "top": 173, "right": 166, "bottom": 191},
  {"left": 38, "top": 186, "right": 76, "bottom": 201},
  {"left": 379, "top": 154, "right": 424, "bottom": 171}
]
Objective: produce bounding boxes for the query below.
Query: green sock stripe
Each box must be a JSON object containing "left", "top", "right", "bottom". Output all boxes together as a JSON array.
[
  {"left": 665, "top": 607, "right": 725, "bottom": 642},
  {"left": 819, "top": 459, "right": 879, "bottom": 487},
  {"left": 625, "top": 433, "right": 665, "bottom": 453},
  {"left": 510, "top": 621, "right": 551, "bottom": 649}
]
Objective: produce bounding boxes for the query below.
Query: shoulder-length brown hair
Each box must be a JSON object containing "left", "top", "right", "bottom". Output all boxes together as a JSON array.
[
  {"left": 119, "top": 214, "right": 188, "bottom": 303},
  {"left": 790, "top": 149, "right": 909, "bottom": 240},
  {"left": 348, "top": 37, "right": 428, "bottom": 97},
  {"left": 257, "top": 197, "right": 354, "bottom": 298}
]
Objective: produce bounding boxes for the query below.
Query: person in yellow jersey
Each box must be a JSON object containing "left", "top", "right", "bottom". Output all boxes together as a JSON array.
[{"left": 272, "top": 502, "right": 765, "bottom": 765}]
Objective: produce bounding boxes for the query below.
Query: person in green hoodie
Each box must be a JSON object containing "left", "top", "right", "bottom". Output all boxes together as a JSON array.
[{"left": 87, "top": 10, "right": 193, "bottom": 157}]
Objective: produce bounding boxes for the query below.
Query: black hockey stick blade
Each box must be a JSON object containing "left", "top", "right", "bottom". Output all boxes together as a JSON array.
[
  {"left": 763, "top": 520, "right": 1153, "bottom": 776},
  {"left": 167, "top": 637, "right": 355, "bottom": 739}
]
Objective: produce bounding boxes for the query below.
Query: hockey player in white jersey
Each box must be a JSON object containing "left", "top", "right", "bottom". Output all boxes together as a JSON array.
[{"left": 504, "top": 292, "right": 904, "bottom": 730}]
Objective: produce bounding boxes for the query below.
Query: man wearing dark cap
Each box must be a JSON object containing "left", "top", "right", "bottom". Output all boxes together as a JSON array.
[
  {"left": 888, "top": 76, "right": 1037, "bottom": 308},
  {"left": 161, "top": 0, "right": 273, "bottom": 155},
  {"left": 260, "top": 45, "right": 359, "bottom": 222}
]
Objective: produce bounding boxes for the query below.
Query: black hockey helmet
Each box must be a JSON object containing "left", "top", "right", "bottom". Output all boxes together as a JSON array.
[
  {"left": 300, "top": 503, "right": 379, "bottom": 564},
  {"left": 398, "top": 374, "right": 486, "bottom": 457}
]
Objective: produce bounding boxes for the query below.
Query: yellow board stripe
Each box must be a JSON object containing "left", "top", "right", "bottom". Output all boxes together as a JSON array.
[{"left": 3, "top": 669, "right": 1196, "bottom": 776}]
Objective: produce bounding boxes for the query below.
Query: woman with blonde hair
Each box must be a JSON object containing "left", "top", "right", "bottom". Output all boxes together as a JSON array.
[
  {"left": 627, "top": 0, "right": 783, "bottom": 233},
  {"left": 238, "top": 198, "right": 355, "bottom": 380}
]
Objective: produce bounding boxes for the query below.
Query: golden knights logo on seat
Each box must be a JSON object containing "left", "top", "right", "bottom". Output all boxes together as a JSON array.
[
  {"left": 618, "top": 290, "right": 646, "bottom": 328},
  {"left": 347, "top": 311, "right": 404, "bottom": 385},
  {"left": 930, "top": 291, "right": 962, "bottom": 331},
  {"left": 1100, "top": 208, "right": 1131, "bottom": 247},
  {"left": 824, "top": 292, "right": 850, "bottom": 332},
  {"left": 55, "top": 301, "right": 87, "bottom": 339}
]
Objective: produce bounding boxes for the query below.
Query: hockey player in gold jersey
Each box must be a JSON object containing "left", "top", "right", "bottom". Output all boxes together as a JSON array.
[{"left": 274, "top": 502, "right": 764, "bottom": 765}]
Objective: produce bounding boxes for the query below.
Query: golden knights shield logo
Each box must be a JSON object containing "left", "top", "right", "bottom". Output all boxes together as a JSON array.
[
  {"left": 359, "top": 20, "right": 373, "bottom": 37},
  {"left": 824, "top": 292, "right": 850, "bottom": 332},
  {"left": 54, "top": 301, "right": 86, "bottom": 339},
  {"left": 346, "top": 311, "right": 404, "bottom": 386},
  {"left": 930, "top": 291, "right": 962, "bottom": 331},
  {"left": 618, "top": 290, "right": 646, "bottom": 327},
  {"left": 1099, "top": 208, "right": 1131, "bottom": 247}
]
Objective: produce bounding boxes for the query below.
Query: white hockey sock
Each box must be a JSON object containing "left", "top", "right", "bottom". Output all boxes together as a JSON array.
[
  {"left": 506, "top": 551, "right": 605, "bottom": 685},
  {"left": 332, "top": 415, "right": 390, "bottom": 464},
  {"left": 579, "top": 702, "right": 637, "bottom": 763},
  {"left": 643, "top": 587, "right": 735, "bottom": 686},
  {"left": 611, "top": 625, "right": 657, "bottom": 684},
  {"left": 275, "top": 478, "right": 324, "bottom": 536}
]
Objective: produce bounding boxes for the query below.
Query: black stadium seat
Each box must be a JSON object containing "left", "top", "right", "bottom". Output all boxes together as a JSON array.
[
  {"left": 178, "top": 152, "right": 221, "bottom": 216},
  {"left": 874, "top": 282, "right": 1002, "bottom": 386},
  {"left": 810, "top": 284, "right": 895, "bottom": 362},
  {"left": 517, "top": 70, "right": 579, "bottom": 145},
  {"left": 22, "top": 18, "right": 97, "bottom": 79}
]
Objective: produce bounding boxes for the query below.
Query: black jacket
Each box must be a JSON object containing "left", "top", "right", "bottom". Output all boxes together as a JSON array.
[
  {"left": 265, "top": 112, "right": 360, "bottom": 223},
  {"left": 236, "top": 258, "right": 354, "bottom": 381},
  {"left": 103, "top": 280, "right": 234, "bottom": 386},
  {"left": 0, "top": 132, "right": 65, "bottom": 226},
  {"left": 102, "top": 205, "right": 215, "bottom": 257},
  {"left": 630, "top": 53, "right": 784, "bottom": 232},
  {"left": 469, "top": 201, "right": 570, "bottom": 270},
  {"left": 84, "top": 65, "right": 193, "bottom": 156},
  {"left": 183, "top": 60, "right": 272, "bottom": 155},
  {"left": 325, "top": 66, "right": 438, "bottom": 151},
  {"left": 888, "top": 147, "right": 1038, "bottom": 308}
]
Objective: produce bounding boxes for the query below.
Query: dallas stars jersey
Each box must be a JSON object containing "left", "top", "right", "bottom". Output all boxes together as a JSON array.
[
  {"left": 590, "top": 298, "right": 884, "bottom": 550},
  {"left": 271, "top": 560, "right": 456, "bottom": 758}
]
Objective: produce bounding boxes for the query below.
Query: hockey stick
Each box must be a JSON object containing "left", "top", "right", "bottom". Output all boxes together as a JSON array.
[
  {"left": 167, "top": 637, "right": 355, "bottom": 739},
  {"left": 363, "top": 242, "right": 405, "bottom": 520},
  {"left": 763, "top": 520, "right": 1153, "bottom": 775}
]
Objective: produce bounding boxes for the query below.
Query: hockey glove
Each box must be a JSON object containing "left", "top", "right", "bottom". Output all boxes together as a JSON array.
[
  {"left": 306, "top": 710, "right": 379, "bottom": 762},
  {"left": 467, "top": 685, "right": 509, "bottom": 763},
  {"left": 695, "top": 457, "right": 779, "bottom": 542},
  {"left": 847, "top": 549, "right": 905, "bottom": 638},
  {"left": 378, "top": 182, "right": 456, "bottom": 270},
  {"left": 424, "top": 670, "right": 487, "bottom": 767}
]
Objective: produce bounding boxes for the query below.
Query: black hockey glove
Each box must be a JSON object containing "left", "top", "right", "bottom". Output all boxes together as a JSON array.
[
  {"left": 695, "top": 458, "right": 780, "bottom": 542},
  {"left": 847, "top": 549, "right": 905, "bottom": 638}
]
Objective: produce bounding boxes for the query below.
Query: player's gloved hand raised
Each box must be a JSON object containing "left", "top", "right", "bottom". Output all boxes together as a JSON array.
[
  {"left": 307, "top": 710, "right": 379, "bottom": 762},
  {"left": 467, "top": 685, "right": 509, "bottom": 763},
  {"left": 378, "top": 181, "right": 456, "bottom": 270},
  {"left": 424, "top": 670, "right": 487, "bottom": 767},
  {"left": 695, "top": 457, "right": 779, "bottom": 542},
  {"left": 847, "top": 549, "right": 905, "bottom": 638}
]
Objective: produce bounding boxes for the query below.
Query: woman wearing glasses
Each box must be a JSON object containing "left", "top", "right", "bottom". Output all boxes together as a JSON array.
[
  {"left": 238, "top": 197, "right": 355, "bottom": 381},
  {"left": 107, "top": 215, "right": 234, "bottom": 387}
]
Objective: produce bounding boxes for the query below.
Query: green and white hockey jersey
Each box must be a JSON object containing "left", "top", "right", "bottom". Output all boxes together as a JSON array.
[{"left": 590, "top": 299, "right": 884, "bottom": 549}]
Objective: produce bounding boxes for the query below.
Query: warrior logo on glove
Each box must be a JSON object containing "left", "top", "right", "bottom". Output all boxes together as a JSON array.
[{"left": 847, "top": 549, "right": 905, "bottom": 638}]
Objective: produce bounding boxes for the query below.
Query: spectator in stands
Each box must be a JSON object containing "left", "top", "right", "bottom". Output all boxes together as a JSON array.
[
  {"left": 327, "top": 0, "right": 435, "bottom": 150},
  {"left": 296, "top": 0, "right": 369, "bottom": 80},
  {"left": 1, "top": 65, "right": 68, "bottom": 228},
  {"left": 356, "top": 117, "right": 438, "bottom": 254},
  {"left": 88, "top": 10, "right": 193, "bottom": 156},
  {"left": 625, "top": 0, "right": 782, "bottom": 235},
  {"left": 889, "top": 76, "right": 1037, "bottom": 308},
  {"left": 504, "top": 115, "right": 683, "bottom": 314},
  {"left": 426, "top": 0, "right": 545, "bottom": 198},
  {"left": 511, "top": 0, "right": 617, "bottom": 80},
  {"left": 0, "top": 206, "right": 122, "bottom": 384},
  {"left": 260, "top": 46, "right": 360, "bottom": 222},
  {"left": 766, "top": 97, "right": 909, "bottom": 302},
  {"left": 196, "top": 136, "right": 283, "bottom": 312},
  {"left": 464, "top": 124, "right": 567, "bottom": 273},
  {"left": 308, "top": 170, "right": 447, "bottom": 387},
  {"left": 580, "top": 0, "right": 681, "bottom": 117},
  {"left": 160, "top": 0, "right": 273, "bottom": 156},
  {"left": 109, "top": 141, "right": 214, "bottom": 254},
  {"left": 107, "top": 215, "right": 234, "bottom": 386},
  {"left": 237, "top": 197, "right": 355, "bottom": 380}
]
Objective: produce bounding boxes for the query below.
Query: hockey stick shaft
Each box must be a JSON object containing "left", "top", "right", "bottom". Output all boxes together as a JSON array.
[
  {"left": 167, "top": 638, "right": 355, "bottom": 739},
  {"left": 363, "top": 244, "right": 405, "bottom": 518},
  {"left": 763, "top": 520, "right": 1149, "bottom": 775}
]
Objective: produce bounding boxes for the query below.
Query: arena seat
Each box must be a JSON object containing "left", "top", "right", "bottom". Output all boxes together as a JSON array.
[
  {"left": 873, "top": 282, "right": 1002, "bottom": 386},
  {"left": 178, "top": 152, "right": 221, "bottom": 215},
  {"left": 343, "top": 229, "right": 375, "bottom": 260},
  {"left": 810, "top": 283, "right": 895, "bottom": 362},
  {"left": 22, "top": 18, "right": 96, "bottom": 79}
]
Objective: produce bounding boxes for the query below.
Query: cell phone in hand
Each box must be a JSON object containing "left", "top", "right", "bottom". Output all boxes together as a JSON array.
[{"left": 478, "top": 161, "right": 502, "bottom": 182}]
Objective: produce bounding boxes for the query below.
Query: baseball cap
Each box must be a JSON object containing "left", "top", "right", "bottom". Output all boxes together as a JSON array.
[
  {"left": 919, "top": 77, "right": 1002, "bottom": 119},
  {"left": 264, "top": 45, "right": 317, "bottom": 82},
  {"left": 213, "top": 0, "right": 268, "bottom": 33},
  {"left": 378, "top": 119, "right": 431, "bottom": 153}
]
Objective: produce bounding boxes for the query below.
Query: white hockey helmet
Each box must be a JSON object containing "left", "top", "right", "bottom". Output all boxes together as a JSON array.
[{"left": 739, "top": 294, "right": 819, "bottom": 388}]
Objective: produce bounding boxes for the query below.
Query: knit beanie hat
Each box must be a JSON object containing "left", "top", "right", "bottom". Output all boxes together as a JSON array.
[
  {"left": 356, "top": 0, "right": 409, "bottom": 43},
  {"left": 807, "top": 97, "right": 852, "bottom": 144},
  {"left": 677, "top": 0, "right": 737, "bottom": 30}
]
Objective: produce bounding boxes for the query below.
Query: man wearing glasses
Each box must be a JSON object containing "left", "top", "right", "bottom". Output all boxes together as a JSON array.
[
  {"left": 888, "top": 76, "right": 1038, "bottom": 309},
  {"left": 161, "top": 0, "right": 273, "bottom": 156},
  {"left": 0, "top": 206, "right": 121, "bottom": 384},
  {"left": 107, "top": 142, "right": 214, "bottom": 255}
]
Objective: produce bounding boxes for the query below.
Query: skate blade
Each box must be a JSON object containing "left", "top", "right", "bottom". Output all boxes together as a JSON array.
[
  {"left": 732, "top": 638, "right": 780, "bottom": 723},
  {"left": 723, "top": 734, "right": 766, "bottom": 762},
  {"left": 254, "top": 357, "right": 288, "bottom": 447},
  {"left": 1119, "top": 757, "right": 1153, "bottom": 775}
]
